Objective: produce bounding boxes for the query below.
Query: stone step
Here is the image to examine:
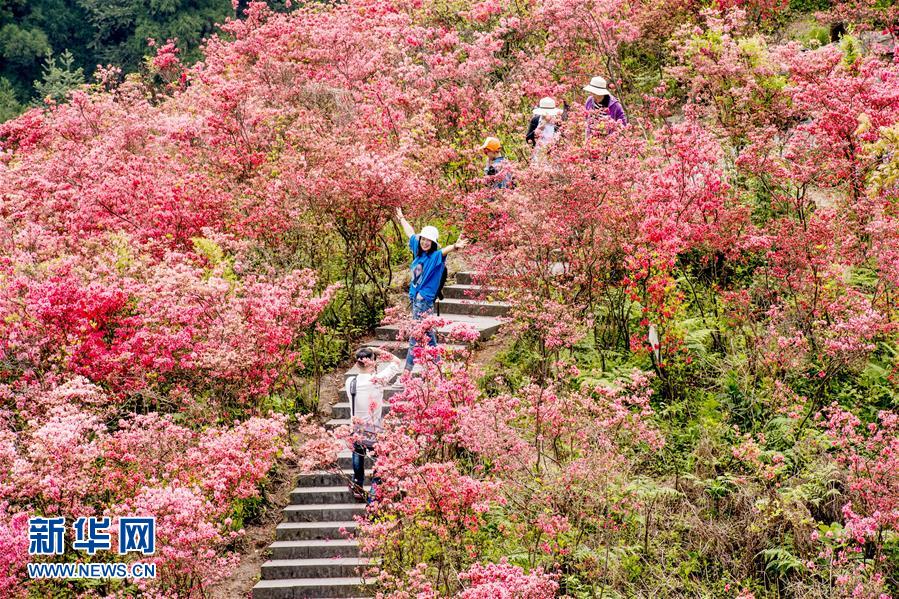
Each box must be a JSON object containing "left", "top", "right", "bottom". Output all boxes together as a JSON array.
[
  {"left": 275, "top": 521, "right": 357, "bottom": 541},
  {"left": 267, "top": 539, "right": 360, "bottom": 560},
  {"left": 261, "top": 557, "right": 372, "bottom": 580},
  {"left": 326, "top": 418, "right": 350, "bottom": 431},
  {"left": 436, "top": 298, "right": 510, "bottom": 317},
  {"left": 440, "top": 284, "right": 500, "bottom": 300},
  {"left": 342, "top": 364, "right": 415, "bottom": 383},
  {"left": 336, "top": 449, "right": 373, "bottom": 469},
  {"left": 353, "top": 341, "right": 471, "bottom": 363},
  {"left": 330, "top": 402, "right": 363, "bottom": 420},
  {"left": 283, "top": 503, "right": 366, "bottom": 523},
  {"left": 331, "top": 402, "right": 351, "bottom": 420},
  {"left": 331, "top": 400, "right": 398, "bottom": 420},
  {"left": 251, "top": 576, "right": 371, "bottom": 599},
  {"left": 375, "top": 314, "right": 502, "bottom": 343},
  {"left": 296, "top": 470, "right": 368, "bottom": 488},
  {"left": 338, "top": 385, "right": 403, "bottom": 403},
  {"left": 454, "top": 271, "right": 479, "bottom": 285},
  {"left": 290, "top": 486, "right": 369, "bottom": 505}
]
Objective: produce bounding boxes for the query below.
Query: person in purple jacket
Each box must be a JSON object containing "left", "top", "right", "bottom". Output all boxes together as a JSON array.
[{"left": 583, "top": 76, "right": 627, "bottom": 137}]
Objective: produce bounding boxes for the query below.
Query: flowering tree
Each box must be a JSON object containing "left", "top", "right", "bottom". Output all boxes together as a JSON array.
[{"left": 2, "top": 0, "right": 899, "bottom": 596}]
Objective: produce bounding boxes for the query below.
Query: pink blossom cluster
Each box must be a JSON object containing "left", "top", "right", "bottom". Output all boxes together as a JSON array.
[
  {"left": 0, "top": 400, "right": 289, "bottom": 596},
  {"left": 457, "top": 560, "right": 559, "bottom": 598}
]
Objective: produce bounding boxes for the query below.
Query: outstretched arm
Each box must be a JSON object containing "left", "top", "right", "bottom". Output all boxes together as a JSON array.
[
  {"left": 371, "top": 346, "right": 402, "bottom": 366},
  {"left": 442, "top": 235, "right": 468, "bottom": 256},
  {"left": 394, "top": 207, "right": 416, "bottom": 239}
]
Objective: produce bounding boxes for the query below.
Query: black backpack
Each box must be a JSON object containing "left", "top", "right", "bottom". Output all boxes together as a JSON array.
[
  {"left": 416, "top": 242, "right": 449, "bottom": 312},
  {"left": 435, "top": 264, "right": 449, "bottom": 315},
  {"left": 436, "top": 264, "right": 448, "bottom": 301}
]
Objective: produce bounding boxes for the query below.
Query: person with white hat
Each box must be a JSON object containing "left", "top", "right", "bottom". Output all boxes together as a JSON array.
[
  {"left": 583, "top": 76, "right": 627, "bottom": 135},
  {"left": 394, "top": 207, "right": 468, "bottom": 370},
  {"left": 526, "top": 97, "right": 565, "bottom": 167},
  {"left": 525, "top": 97, "right": 565, "bottom": 146}
]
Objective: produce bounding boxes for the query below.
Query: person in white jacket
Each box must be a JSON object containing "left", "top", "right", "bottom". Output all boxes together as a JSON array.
[{"left": 345, "top": 346, "right": 402, "bottom": 501}]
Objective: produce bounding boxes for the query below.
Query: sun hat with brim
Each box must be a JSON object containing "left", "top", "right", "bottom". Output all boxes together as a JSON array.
[
  {"left": 480, "top": 137, "right": 502, "bottom": 152},
  {"left": 532, "top": 97, "right": 563, "bottom": 116},
  {"left": 419, "top": 226, "right": 439, "bottom": 244},
  {"left": 583, "top": 76, "right": 610, "bottom": 96}
]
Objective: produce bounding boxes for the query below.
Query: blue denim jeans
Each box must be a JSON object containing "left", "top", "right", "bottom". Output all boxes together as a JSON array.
[
  {"left": 351, "top": 441, "right": 368, "bottom": 490},
  {"left": 406, "top": 295, "right": 438, "bottom": 370},
  {"left": 352, "top": 441, "right": 380, "bottom": 505}
]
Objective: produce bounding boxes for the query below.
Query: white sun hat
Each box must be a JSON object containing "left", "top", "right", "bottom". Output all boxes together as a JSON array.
[
  {"left": 532, "top": 97, "right": 563, "bottom": 116},
  {"left": 583, "top": 76, "right": 610, "bottom": 96},
  {"left": 419, "top": 225, "right": 439, "bottom": 243}
]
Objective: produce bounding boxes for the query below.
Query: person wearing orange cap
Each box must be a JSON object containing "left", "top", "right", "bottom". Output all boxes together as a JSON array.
[{"left": 480, "top": 136, "right": 512, "bottom": 189}]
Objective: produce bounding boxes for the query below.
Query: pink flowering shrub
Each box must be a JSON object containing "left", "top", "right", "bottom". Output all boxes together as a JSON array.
[
  {"left": 108, "top": 485, "right": 241, "bottom": 595},
  {"left": 0, "top": 249, "right": 335, "bottom": 406},
  {"left": 824, "top": 407, "right": 899, "bottom": 551},
  {"left": 0, "top": 501, "right": 29, "bottom": 599},
  {"left": 356, "top": 348, "right": 662, "bottom": 594},
  {"left": 0, "top": 381, "right": 289, "bottom": 596},
  {"left": 457, "top": 560, "right": 559, "bottom": 598}
]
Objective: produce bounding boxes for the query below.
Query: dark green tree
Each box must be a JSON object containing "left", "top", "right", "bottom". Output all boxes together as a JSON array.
[
  {"left": 76, "top": 0, "right": 233, "bottom": 72},
  {"left": 0, "top": 76, "right": 22, "bottom": 120},
  {"left": 0, "top": 0, "right": 93, "bottom": 115},
  {"left": 0, "top": 0, "right": 291, "bottom": 122}
]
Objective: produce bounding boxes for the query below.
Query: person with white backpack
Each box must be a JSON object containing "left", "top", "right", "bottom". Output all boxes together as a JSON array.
[{"left": 346, "top": 346, "right": 403, "bottom": 501}]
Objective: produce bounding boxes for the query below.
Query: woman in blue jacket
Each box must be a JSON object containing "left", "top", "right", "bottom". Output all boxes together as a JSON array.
[{"left": 394, "top": 207, "right": 467, "bottom": 371}]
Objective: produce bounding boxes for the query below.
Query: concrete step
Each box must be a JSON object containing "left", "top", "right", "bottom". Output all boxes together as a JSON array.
[
  {"left": 275, "top": 521, "right": 357, "bottom": 541},
  {"left": 283, "top": 504, "right": 366, "bottom": 523},
  {"left": 296, "top": 470, "right": 368, "bottom": 488},
  {"left": 454, "top": 271, "right": 479, "bottom": 285},
  {"left": 331, "top": 401, "right": 395, "bottom": 420},
  {"left": 260, "top": 557, "right": 372, "bottom": 580},
  {"left": 352, "top": 340, "right": 470, "bottom": 363},
  {"left": 338, "top": 385, "right": 403, "bottom": 403},
  {"left": 342, "top": 363, "right": 414, "bottom": 383},
  {"left": 440, "top": 284, "right": 500, "bottom": 300},
  {"left": 436, "top": 298, "right": 510, "bottom": 317},
  {"left": 290, "top": 486, "right": 369, "bottom": 505},
  {"left": 331, "top": 402, "right": 351, "bottom": 420},
  {"left": 267, "top": 539, "right": 360, "bottom": 560},
  {"left": 251, "top": 576, "right": 371, "bottom": 599},
  {"left": 375, "top": 314, "right": 502, "bottom": 343},
  {"left": 326, "top": 418, "right": 350, "bottom": 431},
  {"left": 336, "top": 449, "right": 373, "bottom": 469}
]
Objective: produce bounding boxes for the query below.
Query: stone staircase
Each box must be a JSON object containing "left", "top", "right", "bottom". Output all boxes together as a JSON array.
[{"left": 252, "top": 272, "right": 508, "bottom": 599}]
